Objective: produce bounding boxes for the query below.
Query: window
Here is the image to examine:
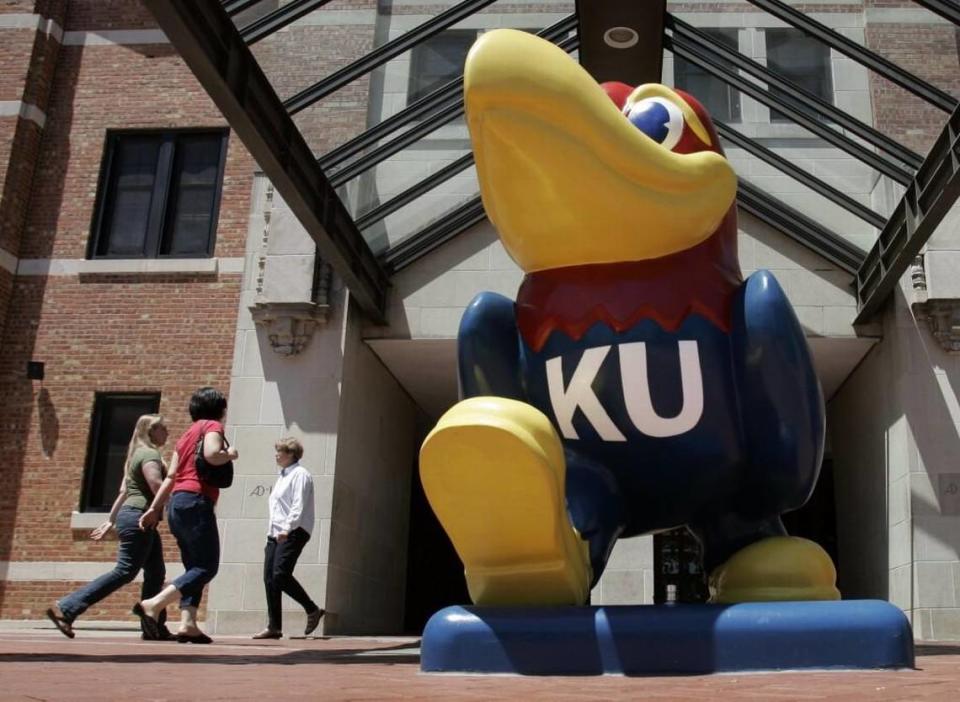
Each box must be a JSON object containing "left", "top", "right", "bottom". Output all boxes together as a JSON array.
[
  {"left": 407, "top": 30, "right": 477, "bottom": 103},
  {"left": 81, "top": 393, "right": 160, "bottom": 512},
  {"left": 90, "top": 130, "right": 228, "bottom": 258},
  {"left": 674, "top": 29, "right": 741, "bottom": 123},
  {"left": 766, "top": 28, "right": 833, "bottom": 123}
]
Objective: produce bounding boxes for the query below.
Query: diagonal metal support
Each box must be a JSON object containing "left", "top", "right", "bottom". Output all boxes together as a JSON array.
[
  {"left": 328, "top": 32, "right": 580, "bottom": 188},
  {"left": 667, "top": 15, "right": 923, "bottom": 171},
  {"left": 717, "top": 123, "right": 887, "bottom": 230},
  {"left": 319, "top": 14, "right": 577, "bottom": 174},
  {"left": 744, "top": 0, "right": 957, "bottom": 113},
  {"left": 911, "top": 0, "right": 960, "bottom": 25},
  {"left": 383, "top": 196, "right": 487, "bottom": 273},
  {"left": 855, "top": 105, "right": 960, "bottom": 322},
  {"left": 144, "top": 0, "right": 389, "bottom": 320},
  {"left": 355, "top": 153, "right": 476, "bottom": 231},
  {"left": 223, "top": 0, "right": 261, "bottom": 17},
  {"left": 737, "top": 180, "right": 866, "bottom": 274},
  {"left": 666, "top": 34, "right": 914, "bottom": 185},
  {"left": 240, "top": 0, "right": 334, "bottom": 45},
  {"left": 284, "top": 0, "right": 498, "bottom": 116}
]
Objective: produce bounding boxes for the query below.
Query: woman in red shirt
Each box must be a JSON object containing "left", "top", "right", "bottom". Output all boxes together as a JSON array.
[{"left": 133, "top": 387, "right": 238, "bottom": 643}]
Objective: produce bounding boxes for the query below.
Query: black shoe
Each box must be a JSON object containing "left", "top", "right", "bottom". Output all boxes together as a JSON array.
[
  {"left": 132, "top": 603, "right": 159, "bottom": 640},
  {"left": 46, "top": 607, "right": 75, "bottom": 639},
  {"left": 304, "top": 608, "right": 325, "bottom": 636},
  {"left": 146, "top": 625, "right": 176, "bottom": 641},
  {"left": 176, "top": 631, "right": 213, "bottom": 644}
]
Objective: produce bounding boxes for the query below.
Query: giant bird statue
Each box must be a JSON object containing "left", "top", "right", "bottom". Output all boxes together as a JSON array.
[{"left": 419, "top": 29, "right": 839, "bottom": 607}]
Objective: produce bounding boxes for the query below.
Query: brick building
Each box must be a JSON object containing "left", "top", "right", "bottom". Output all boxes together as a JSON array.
[{"left": 1, "top": 0, "right": 959, "bottom": 640}]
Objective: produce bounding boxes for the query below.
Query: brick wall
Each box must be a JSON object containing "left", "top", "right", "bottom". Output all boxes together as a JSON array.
[
  {"left": 0, "top": 0, "right": 254, "bottom": 619},
  {"left": 865, "top": 22, "right": 960, "bottom": 155},
  {"left": 20, "top": 41, "right": 252, "bottom": 259}
]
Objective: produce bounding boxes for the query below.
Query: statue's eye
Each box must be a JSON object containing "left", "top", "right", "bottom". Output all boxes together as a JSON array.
[{"left": 624, "top": 97, "right": 685, "bottom": 151}]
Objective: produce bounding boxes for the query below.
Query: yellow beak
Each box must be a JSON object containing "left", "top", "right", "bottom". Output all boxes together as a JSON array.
[{"left": 464, "top": 29, "right": 737, "bottom": 272}]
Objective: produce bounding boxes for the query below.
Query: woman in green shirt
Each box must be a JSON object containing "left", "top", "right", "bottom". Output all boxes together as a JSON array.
[{"left": 46, "top": 414, "right": 172, "bottom": 639}]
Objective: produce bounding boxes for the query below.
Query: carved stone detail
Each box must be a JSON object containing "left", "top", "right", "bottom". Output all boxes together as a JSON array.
[
  {"left": 913, "top": 298, "right": 960, "bottom": 353},
  {"left": 248, "top": 181, "right": 335, "bottom": 356},
  {"left": 249, "top": 301, "right": 330, "bottom": 356}
]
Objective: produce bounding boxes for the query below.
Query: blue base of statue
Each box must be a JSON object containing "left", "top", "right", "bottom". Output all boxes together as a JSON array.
[{"left": 420, "top": 600, "right": 913, "bottom": 675}]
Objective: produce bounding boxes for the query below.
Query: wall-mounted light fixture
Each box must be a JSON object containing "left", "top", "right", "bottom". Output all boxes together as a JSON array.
[{"left": 27, "top": 361, "right": 45, "bottom": 381}]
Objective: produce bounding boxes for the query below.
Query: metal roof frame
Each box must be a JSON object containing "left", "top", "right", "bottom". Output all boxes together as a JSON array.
[
  {"left": 239, "top": 0, "right": 334, "bottom": 45},
  {"left": 145, "top": 0, "right": 389, "bottom": 319},
  {"left": 284, "top": 0, "right": 499, "bottom": 116},
  {"left": 665, "top": 33, "right": 914, "bottom": 185},
  {"left": 174, "top": 0, "right": 960, "bottom": 325},
  {"left": 744, "top": 0, "right": 957, "bottom": 113},
  {"left": 667, "top": 15, "right": 923, "bottom": 171},
  {"left": 855, "top": 105, "right": 960, "bottom": 322}
]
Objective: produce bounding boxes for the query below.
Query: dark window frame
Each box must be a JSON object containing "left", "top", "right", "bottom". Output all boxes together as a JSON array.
[
  {"left": 765, "top": 28, "right": 834, "bottom": 124},
  {"left": 87, "top": 129, "right": 230, "bottom": 260},
  {"left": 673, "top": 28, "right": 743, "bottom": 124},
  {"left": 80, "top": 392, "right": 161, "bottom": 512},
  {"left": 406, "top": 28, "right": 479, "bottom": 105}
]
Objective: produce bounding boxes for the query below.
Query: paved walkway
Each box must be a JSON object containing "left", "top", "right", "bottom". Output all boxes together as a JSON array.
[{"left": 0, "top": 622, "right": 959, "bottom": 700}]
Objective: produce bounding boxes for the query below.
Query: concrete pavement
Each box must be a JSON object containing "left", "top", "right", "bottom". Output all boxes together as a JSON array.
[{"left": 0, "top": 621, "right": 959, "bottom": 700}]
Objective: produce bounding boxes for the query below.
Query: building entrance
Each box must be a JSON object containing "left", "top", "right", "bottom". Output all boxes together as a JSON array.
[
  {"left": 403, "top": 455, "right": 470, "bottom": 634},
  {"left": 653, "top": 459, "right": 839, "bottom": 604}
]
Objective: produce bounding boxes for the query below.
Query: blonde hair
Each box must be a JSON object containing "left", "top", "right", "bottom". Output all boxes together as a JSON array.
[
  {"left": 124, "top": 414, "right": 166, "bottom": 474},
  {"left": 274, "top": 437, "right": 304, "bottom": 462}
]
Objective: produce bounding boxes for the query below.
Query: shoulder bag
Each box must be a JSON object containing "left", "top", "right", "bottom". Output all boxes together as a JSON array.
[{"left": 194, "top": 425, "right": 234, "bottom": 488}]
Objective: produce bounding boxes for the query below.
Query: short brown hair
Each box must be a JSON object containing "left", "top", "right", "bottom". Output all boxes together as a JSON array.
[{"left": 274, "top": 437, "right": 304, "bottom": 461}]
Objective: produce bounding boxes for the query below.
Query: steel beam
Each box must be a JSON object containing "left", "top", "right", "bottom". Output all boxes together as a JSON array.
[
  {"left": 855, "top": 105, "right": 960, "bottom": 322},
  {"left": 143, "top": 0, "right": 389, "bottom": 320},
  {"left": 240, "top": 0, "right": 334, "bottom": 45},
  {"left": 911, "top": 0, "right": 960, "bottom": 25},
  {"left": 328, "top": 33, "right": 580, "bottom": 189},
  {"left": 318, "top": 14, "right": 577, "bottom": 174},
  {"left": 668, "top": 15, "right": 923, "bottom": 171},
  {"left": 744, "top": 0, "right": 957, "bottom": 113},
  {"left": 284, "top": 0, "right": 499, "bottom": 116},
  {"left": 356, "top": 153, "right": 476, "bottom": 232},
  {"left": 223, "top": 0, "right": 260, "bottom": 17},
  {"left": 574, "top": 0, "right": 665, "bottom": 85},
  {"left": 383, "top": 197, "right": 487, "bottom": 273},
  {"left": 717, "top": 123, "right": 887, "bottom": 230},
  {"left": 737, "top": 180, "right": 866, "bottom": 274}
]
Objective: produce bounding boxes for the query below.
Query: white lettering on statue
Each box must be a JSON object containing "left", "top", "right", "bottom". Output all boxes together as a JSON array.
[
  {"left": 619, "top": 340, "right": 704, "bottom": 437},
  {"left": 546, "top": 346, "right": 626, "bottom": 441},
  {"left": 545, "top": 341, "right": 704, "bottom": 441}
]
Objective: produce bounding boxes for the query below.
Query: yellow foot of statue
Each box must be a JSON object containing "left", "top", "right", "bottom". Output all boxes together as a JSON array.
[
  {"left": 420, "top": 396, "right": 591, "bottom": 606},
  {"left": 708, "top": 536, "right": 840, "bottom": 603}
]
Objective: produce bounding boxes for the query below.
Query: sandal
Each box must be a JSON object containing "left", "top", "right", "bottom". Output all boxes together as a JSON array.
[
  {"left": 45, "top": 607, "right": 74, "bottom": 639},
  {"left": 132, "top": 603, "right": 159, "bottom": 640}
]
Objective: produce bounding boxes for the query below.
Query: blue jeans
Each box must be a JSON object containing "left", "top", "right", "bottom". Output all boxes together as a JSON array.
[
  {"left": 58, "top": 506, "right": 166, "bottom": 631},
  {"left": 168, "top": 491, "right": 219, "bottom": 608}
]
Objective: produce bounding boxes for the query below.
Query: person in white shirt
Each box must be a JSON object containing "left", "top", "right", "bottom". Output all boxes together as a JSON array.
[{"left": 252, "top": 437, "right": 324, "bottom": 639}]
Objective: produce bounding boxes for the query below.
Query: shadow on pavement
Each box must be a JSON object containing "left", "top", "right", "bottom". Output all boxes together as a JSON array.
[{"left": 0, "top": 640, "right": 421, "bottom": 667}]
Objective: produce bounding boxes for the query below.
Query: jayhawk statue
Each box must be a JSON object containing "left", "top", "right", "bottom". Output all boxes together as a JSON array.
[{"left": 420, "top": 29, "right": 840, "bottom": 606}]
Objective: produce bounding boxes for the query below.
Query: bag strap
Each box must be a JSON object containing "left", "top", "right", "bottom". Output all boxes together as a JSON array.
[{"left": 196, "top": 421, "right": 229, "bottom": 451}]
